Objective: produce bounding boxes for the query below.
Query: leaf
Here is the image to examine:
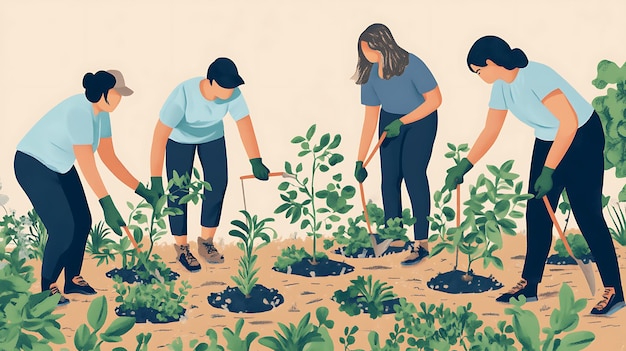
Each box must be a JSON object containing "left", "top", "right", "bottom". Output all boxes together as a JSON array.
[
  {"left": 558, "top": 331, "right": 595, "bottom": 351},
  {"left": 87, "top": 296, "right": 107, "bottom": 331},
  {"left": 278, "top": 182, "right": 290, "bottom": 191},
  {"left": 328, "top": 134, "right": 342, "bottom": 149},
  {"left": 102, "top": 317, "right": 135, "bottom": 337},
  {"left": 319, "top": 165, "right": 330, "bottom": 172},
  {"left": 444, "top": 151, "right": 456, "bottom": 158},
  {"left": 341, "top": 186, "right": 356, "bottom": 199},
  {"left": 285, "top": 161, "right": 293, "bottom": 174},
  {"left": 291, "top": 136, "right": 306, "bottom": 143},
  {"left": 333, "top": 174, "right": 342, "bottom": 182},
  {"left": 306, "top": 125, "right": 317, "bottom": 140},
  {"left": 620, "top": 184, "right": 626, "bottom": 202},
  {"left": 328, "top": 154, "right": 344, "bottom": 166},
  {"left": 74, "top": 324, "right": 92, "bottom": 350},
  {"left": 296, "top": 163, "right": 303, "bottom": 173},
  {"left": 447, "top": 142, "right": 456, "bottom": 151}
]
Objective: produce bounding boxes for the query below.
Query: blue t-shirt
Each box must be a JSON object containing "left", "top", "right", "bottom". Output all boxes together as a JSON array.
[
  {"left": 160, "top": 77, "right": 250, "bottom": 144},
  {"left": 361, "top": 53, "right": 438, "bottom": 115},
  {"left": 489, "top": 62, "right": 593, "bottom": 141},
  {"left": 17, "top": 94, "right": 112, "bottom": 173}
]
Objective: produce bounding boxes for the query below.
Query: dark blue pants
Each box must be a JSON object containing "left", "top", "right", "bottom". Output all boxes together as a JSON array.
[
  {"left": 14, "top": 151, "right": 92, "bottom": 291},
  {"left": 379, "top": 109, "right": 438, "bottom": 241},
  {"left": 165, "top": 138, "right": 228, "bottom": 235},
  {"left": 522, "top": 112, "right": 623, "bottom": 297}
]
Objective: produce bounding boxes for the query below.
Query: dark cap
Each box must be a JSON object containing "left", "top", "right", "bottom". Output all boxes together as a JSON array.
[{"left": 206, "top": 57, "right": 245, "bottom": 89}]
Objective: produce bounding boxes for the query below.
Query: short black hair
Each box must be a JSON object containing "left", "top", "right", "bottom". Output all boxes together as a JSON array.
[
  {"left": 467, "top": 35, "right": 528, "bottom": 72},
  {"left": 206, "top": 57, "right": 245, "bottom": 89},
  {"left": 82, "top": 71, "right": 116, "bottom": 103}
]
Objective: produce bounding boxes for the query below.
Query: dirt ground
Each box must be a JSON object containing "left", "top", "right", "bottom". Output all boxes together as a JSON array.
[{"left": 29, "top": 231, "right": 626, "bottom": 351}]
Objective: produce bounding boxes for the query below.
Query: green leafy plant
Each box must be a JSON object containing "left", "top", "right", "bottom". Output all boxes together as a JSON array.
[
  {"left": 0, "top": 179, "right": 8, "bottom": 215},
  {"left": 274, "top": 245, "right": 318, "bottom": 271},
  {"left": 324, "top": 203, "right": 416, "bottom": 256},
  {"left": 60, "top": 295, "right": 135, "bottom": 351},
  {"left": 168, "top": 329, "right": 224, "bottom": 351},
  {"left": 25, "top": 209, "right": 47, "bottom": 261},
  {"left": 340, "top": 326, "right": 364, "bottom": 351},
  {"left": 554, "top": 233, "right": 591, "bottom": 259},
  {"left": 135, "top": 333, "right": 152, "bottom": 351},
  {"left": 229, "top": 210, "right": 276, "bottom": 297},
  {"left": 333, "top": 275, "right": 399, "bottom": 319},
  {"left": 222, "top": 319, "right": 259, "bottom": 351},
  {"left": 607, "top": 200, "right": 626, "bottom": 246},
  {"left": 0, "top": 235, "right": 66, "bottom": 350},
  {"left": 275, "top": 124, "right": 355, "bottom": 264},
  {"left": 429, "top": 143, "right": 533, "bottom": 279},
  {"left": 258, "top": 306, "right": 334, "bottom": 351},
  {"left": 0, "top": 211, "right": 33, "bottom": 260},
  {"left": 86, "top": 221, "right": 115, "bottom": 257}
]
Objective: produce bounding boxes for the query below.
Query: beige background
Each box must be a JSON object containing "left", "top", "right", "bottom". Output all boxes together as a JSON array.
[{"left": 1, "top": 0, "right": 626, "bottom": 245}]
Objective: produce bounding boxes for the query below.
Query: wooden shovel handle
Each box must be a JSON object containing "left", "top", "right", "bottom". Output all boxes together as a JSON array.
[
  {"left": 239, "top": 172, "right": 287, "bottom": 180},
  {"left": 543, "top": 196, "right": 575, "bottom": 258},
  {"left": 122, "top": 226, "right": 142, "bottom": 253}
]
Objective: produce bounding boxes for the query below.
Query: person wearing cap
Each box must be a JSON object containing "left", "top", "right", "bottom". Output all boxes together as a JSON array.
[
  {"left": 14, "top": 70, "right": 160, "bottom": 306},
  {"left": 145, "top": 57, "right": 270, "bottom": 272}
]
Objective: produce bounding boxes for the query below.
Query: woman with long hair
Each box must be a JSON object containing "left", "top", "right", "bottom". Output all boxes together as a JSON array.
[
  {"left": 443, "top": 35, "right": 624, "bottom": 315},
  {"left": 354, "top": 23, "right": 442, "bottom": 265}
]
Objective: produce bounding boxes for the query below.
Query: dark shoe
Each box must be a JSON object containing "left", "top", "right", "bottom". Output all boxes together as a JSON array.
[
  {"left": 64, "top": 276, "right": 97, "bottom": 295},
  {"left": 400, "top": 245, "right": 429, "bottom": 266},
  {"left": 590, "top": 287, "right": 625, "bottom": 316},
  {"left": 198, "top": 237, "right": 225, "bottom": 264},
  {"left": 49, "top": 284, "right": 70, "bottom": 306},
  {"left": 174, "top": 244, "right": 201, "bottom": 272},
  {"left": 496, "top": 278, "right": 538, "bottom": 303}
]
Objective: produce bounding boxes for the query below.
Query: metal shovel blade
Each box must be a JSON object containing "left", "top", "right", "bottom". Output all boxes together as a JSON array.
[
  {"left": 543, "top": 196, "right": 595, "bottom": 296},
  {"left": 369, "top": 235, "right": 394, "bottom": 258}
]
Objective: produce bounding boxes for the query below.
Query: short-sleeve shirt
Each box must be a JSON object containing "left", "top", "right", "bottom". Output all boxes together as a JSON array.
[
  {"left": 488, "top": 61, "right": 593, "bottom": 141},
  {"left": 361, "top": 53, "right": 438, "bottom": 115},
  {"left": 17, "top": 94, "right": 111, "bottom": 174},
  {"left": 160, "top": 77, "right": 250, "bottom": 144}
]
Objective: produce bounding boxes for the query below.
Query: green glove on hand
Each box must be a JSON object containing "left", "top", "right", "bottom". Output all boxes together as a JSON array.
[
  {"left": 99, "top": 195, "right": 126, "bottom": 236},
  {"left": 135, "top": 180, "right": 161, "bottom": 209},
  {"left": 150, "top": 176, "right": 164, "bottom": 201},
  {"left": 443, "top": 158, "right": 473, "bottom": 192},
  {"left": 250, "top": 158, "right": 270, "bottom": 180},
  {"left": 383, "top": 119, "right": 404, "bottom": 138},
  {"left": 533, "top": 166, "right": 554, "bottom": 199},
  {"left": 354, "top": 161, "right": 368, "bottom": 183}
]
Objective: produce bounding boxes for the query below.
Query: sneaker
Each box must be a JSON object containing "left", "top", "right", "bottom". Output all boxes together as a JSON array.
[
  {"left": 198, "top": 237, "right": 224, "bottom": 264},
  {"left": 174, "top": 244, "right": 202, "bottom": 272},
  {"left": 400, "top": 245, "right": 429, "bottom": 266},
  {"left": 496, "top": 278, "right": 538, "bottom": 303},
  {"left": 590, "top": 287, "right": 625, "bottom": 316},
  {"left": 64, "top": 276, "right": 97, "bottom": 295},
  {"left": 49, "top": 284, "right": 70, "bottom": 306}
]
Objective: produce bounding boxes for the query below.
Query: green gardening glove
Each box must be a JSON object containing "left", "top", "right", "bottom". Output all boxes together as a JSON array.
[
  {"left": 149, "top": 176, "right": 164, "bottom": 202},
  {"left": 354, "top": 161, "right": 368, "bottom": 183},
  {"left": 383, "top": 119, "right": 404, "bottom": 138},
  {"left": 135, "top": 180, "right": 161, "bottom": 209},
  {"left": 250, "top": 158, "right": 270, "bottom": 180},
  {"left": 443, "top": 158, "right": 473, "bottom": 192},
  {"left": 99, "top": 195, "right": 126, "bottom": 236},
  {"left": 533, "top": 166, "right": 554, "bottom": 199}
]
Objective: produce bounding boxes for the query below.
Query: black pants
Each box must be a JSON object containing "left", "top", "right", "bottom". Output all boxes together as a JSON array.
[
  {"left": 14, "top": 151, "right": 92, "bottom": 291},
  {"left": 522, "top": 112, "right": 623, "bottom": 297},
  {"left": 165, "top": 138, "right": 228, "bottom": 235},
  {"left": 379, "top": 109, "right": 438, "bottom": 241}
]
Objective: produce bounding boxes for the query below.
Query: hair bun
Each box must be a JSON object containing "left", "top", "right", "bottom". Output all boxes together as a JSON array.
[
  {"left": 82, "top": 72, "right": 95, "bottom": 89},
  {"left": 510, "top": 48, "right": 529, "bottom": 68}
]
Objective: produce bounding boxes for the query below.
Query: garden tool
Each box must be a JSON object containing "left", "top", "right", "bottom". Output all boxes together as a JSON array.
[
  {"left": 543, "top": 196, "right": 596, "bottom": 296},
  {"left": 361, "top": 131, "right": 395, "bottom": 258},
  {"left": 122, "top": 226, "right": 142, "bottom": 253},
  {"left": 239, "top": 172, "right": 296, "bottom": 211}
]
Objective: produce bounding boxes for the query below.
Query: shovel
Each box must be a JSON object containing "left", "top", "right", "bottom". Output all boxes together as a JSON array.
[
  {"left": 360, "top": 132, "right": 395, "bottom": 258},
  {"left": 239, "top": 172, "right": 296, "bottom": 211},
  {"left": 543, "top": 196, "right": 596, "bottom": 296}
]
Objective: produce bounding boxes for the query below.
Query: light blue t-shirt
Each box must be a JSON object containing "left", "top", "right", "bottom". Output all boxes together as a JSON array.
[
  {"left": 17, "top": 94, "right": 112, "bottom": 174},
  {"left": 160, "top": 77, "right": 250, "bottom": 144},
  {"left": 489, "top": 61, "right": 593, "bottom": 141},
  {"left": 361, "top": 53, "right": 438, "bottom": 115}
]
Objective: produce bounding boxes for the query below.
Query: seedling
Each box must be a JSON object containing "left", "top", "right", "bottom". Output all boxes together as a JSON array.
[
  {"left": 333, "top": 275, "right": 400, "bottom": 319},
  {"left": 258, "top": 306, "right": 334, "bottom": 351}
]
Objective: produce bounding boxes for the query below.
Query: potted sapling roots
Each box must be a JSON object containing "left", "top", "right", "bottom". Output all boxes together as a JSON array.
[
  {"left": 427, "top": 143, "right": 533, "bottom": 294},
  {"left": 274, "top": 124, "right": 355, "bottom": 277},
  {"left": 324, "top": 202, "right": 415, "bottom": 258},
  {"left": 207, "top": 210, "right": 284, "bottom": 313}
]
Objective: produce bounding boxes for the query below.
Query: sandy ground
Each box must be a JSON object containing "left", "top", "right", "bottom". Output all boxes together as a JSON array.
[{"left": 26, "top": 231, "right": 626, "bottom": 351}]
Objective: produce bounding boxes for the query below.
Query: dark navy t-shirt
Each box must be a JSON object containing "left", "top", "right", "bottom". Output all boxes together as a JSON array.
[{"left": 361, "top": 53, "right": 438, "bottom": 115}]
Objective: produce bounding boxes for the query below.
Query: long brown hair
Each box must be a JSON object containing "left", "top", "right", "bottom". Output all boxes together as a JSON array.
[{"left": 353, "top": 23, "right": 409, "bottom": 85}]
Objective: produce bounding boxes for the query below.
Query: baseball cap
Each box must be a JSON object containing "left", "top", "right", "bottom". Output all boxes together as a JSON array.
[
  {"left": 107, "top": 69, "right": 134, "bottom": 96},
  {"left": 206, "top": 57, "right": 245, "bottom": 89}
]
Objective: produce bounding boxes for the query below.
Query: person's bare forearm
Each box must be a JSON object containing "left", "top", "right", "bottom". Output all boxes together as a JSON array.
[
  {"left": 74, "top": 145, "right": 108, "bottom": 199},
  {"left": 358, "top": 105, "right": 380, "bottom": 161},
  {"left": 236, "top": 116, "right": 261, "bottom": 159},
  {"left": 98, "top": 137, "right": 139, "bottom": 190},
  {"left": 542, "top": 89, "right": 578, "bottom": 169},
  {"left": 150, "top": 120, "right": 173, "bottom": 177},
  {"left": 467, "top": 108, "right": 507, "bottom": 165}
]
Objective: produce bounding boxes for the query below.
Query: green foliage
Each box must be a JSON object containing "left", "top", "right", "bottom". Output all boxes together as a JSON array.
[
  {"left": 259, "top": 306, "right": 334, "bottom": 351},
  {"left": 276, "top": 124, "right": 354, "bottom": 263},
  {"left": 86, "top": 221, "right": 115, "bottom": 260},
  {"left": 554, "top": 233, "right": 591, "bottom": 259},
  {"left": 0, "top": 211, "right": 36, "bottom": 260},
  {"left": 228, "top": 210, "right": 276, "bottom": 297},
  {"left": 607, "top": 201, "right": 626, "bottom": 246},
  {"left": 0, "top": 235, "right": 66, "bottom": 350},
  {"left": 333, "top": 275, "right": 398, "bottom": 319},
  {"left": 222, "top": 319, "right": 259, "bottom": 351},
  {"left": 340, "top": 326, "right": 364, "bottom": 351},
  {"left": 25, "top": 210, "right": 47, "bottom": 261},
  {"left": 62, "top": 296, "right": 135, "bottom": 351},
  {"left": 429, "top": 144, "right": 533, "bottom": 275},
  {"left": 168, "top": 329, "right": 225, "bottom": 351},
  {"left": 274, "top": 245, "right": 328, "bottom": 271},
  {"left": 135, "top": 333, "right": 152, "bottom": 351},
  {"left": 326, "top": 203, "right": 415, "bottom": 256}
]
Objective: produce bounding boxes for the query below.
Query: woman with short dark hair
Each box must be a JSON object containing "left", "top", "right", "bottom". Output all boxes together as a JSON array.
[
  {"left": 15, "top": 70, "right": 158, "bottom": 305},
  {"left": 444, "top": 35, "right": 624, "bottom": 315},
  {"left": 354, "top": 23, "right": 442, "bottom": 266}
]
